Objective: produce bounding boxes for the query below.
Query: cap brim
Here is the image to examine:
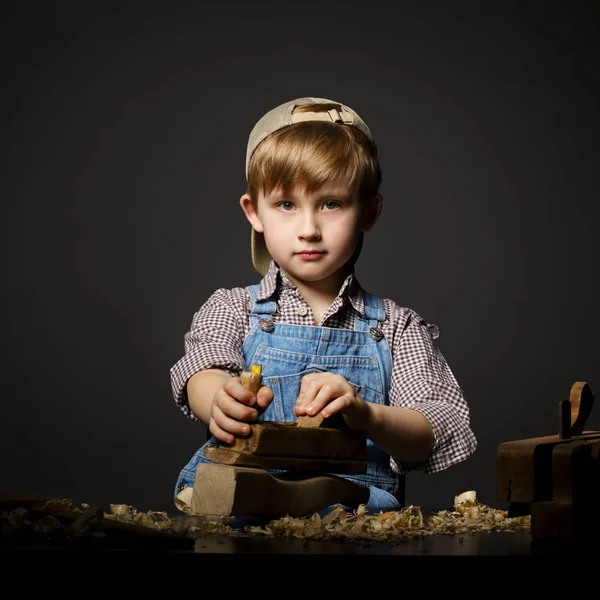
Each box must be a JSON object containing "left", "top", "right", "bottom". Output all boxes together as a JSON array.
[{"left": 251, "top": 229, "right": 272, "bottom": 276}]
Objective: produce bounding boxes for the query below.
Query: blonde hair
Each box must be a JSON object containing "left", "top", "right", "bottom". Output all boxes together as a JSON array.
[{"left": 246, "top": 103, "right": 382, "bottom": 213}]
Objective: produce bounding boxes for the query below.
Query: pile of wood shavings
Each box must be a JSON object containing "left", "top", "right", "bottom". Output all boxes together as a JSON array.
[
  {"left": 3, "top": 491, "right": 530, "bottom": 543},
  {"left": 242, "top": 491, "right": 531, "bottom": 542}
]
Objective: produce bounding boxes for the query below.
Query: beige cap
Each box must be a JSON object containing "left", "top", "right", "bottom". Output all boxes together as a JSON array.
[{"left": 245, "top": 97, "right": 375, "bottom": 276}]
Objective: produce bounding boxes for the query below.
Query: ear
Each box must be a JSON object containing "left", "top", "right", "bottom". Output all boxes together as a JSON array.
[
  {"left": 239, "top": 193, "right": 264, "bottom": 233},
  {"left": 360, "top": 193, "right": 383, "bottom": 232}
]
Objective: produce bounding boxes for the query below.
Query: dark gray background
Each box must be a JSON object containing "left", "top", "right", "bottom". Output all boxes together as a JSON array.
[{"left": 2, "top": 1, "right": 598, "bottom": 515}]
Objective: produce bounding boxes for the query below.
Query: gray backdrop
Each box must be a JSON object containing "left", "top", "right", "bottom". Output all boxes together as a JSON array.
[{"left": 2, "top": 1, "right": 599, "bottom": 514}]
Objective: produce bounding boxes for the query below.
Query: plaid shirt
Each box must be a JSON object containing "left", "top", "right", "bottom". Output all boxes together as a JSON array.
[{"left": 170, "top": 260, "right": 477, "bottom": 475}]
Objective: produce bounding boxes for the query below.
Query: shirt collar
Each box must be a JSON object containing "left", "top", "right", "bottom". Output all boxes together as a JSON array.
[{"left": 256, "top": 259, "right": 366, "bottom": 316}]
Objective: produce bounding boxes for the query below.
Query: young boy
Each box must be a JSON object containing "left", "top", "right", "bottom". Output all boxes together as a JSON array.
[{"left": 170, "top": 96, "right": 477, "bottom": 516}]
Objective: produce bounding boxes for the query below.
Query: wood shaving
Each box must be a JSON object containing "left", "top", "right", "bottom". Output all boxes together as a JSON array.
[{"left": 104, "top": 504, "right": 176, "bottom": 530}]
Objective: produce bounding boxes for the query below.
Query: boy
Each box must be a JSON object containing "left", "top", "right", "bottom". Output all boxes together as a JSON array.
[{"left": 170, "top": 96, "right": 477, "bottom": 515}]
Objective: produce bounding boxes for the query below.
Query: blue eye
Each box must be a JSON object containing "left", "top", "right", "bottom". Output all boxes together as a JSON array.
[{"left": 324, "top": 200, "right": 341, "bottom": 209}]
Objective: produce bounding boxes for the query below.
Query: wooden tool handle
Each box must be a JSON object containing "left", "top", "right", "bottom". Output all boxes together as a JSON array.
[
  {"left": 239, "top": 364, "right": 263, "bottom": 396},
  {"left": 559, "top": 381, "right": 595, "bottom": 439},
  {"left": 569, "top": 381, "right": 595, "bottom": 436}
]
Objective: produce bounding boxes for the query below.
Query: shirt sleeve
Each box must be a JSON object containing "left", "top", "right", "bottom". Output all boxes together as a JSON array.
[
  {"left": 387, "top": 305, "right": 477, "bottom": 475},
  {"left": 169, "top": 288, "right": 247, "bottom": 422}
]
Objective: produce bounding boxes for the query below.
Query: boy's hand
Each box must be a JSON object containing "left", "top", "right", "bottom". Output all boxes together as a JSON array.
[
  {"left": 294, "top": 372, "right": 370, "bottom": 431},
  {"left": 209, "top": 378, "right": 274, "bottom": 444}
]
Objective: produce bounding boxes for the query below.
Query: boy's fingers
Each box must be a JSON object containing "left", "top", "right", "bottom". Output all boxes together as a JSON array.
[
  {"left": 320, "top": 398, "right": 345, "bottom": 419},
  {"left": 294, "top": 402, "right": 308, "bottom": 416},
  {"left": 210, "top": 421, "right": 235, "bottom": 445},
  {"left": 297, "top": 386, "right": 318, "bottom": 407},
  {"left": 255, "top": 385, "right": 274, "bottom": 409},
  {"left": 212, "top": 407, "right": 253, "bottom": 439},
  {"left": 219, "top": 396, "right": 258, "bottom": 422},
  {"left": 300, "top": 386, "right": 340, "bottom": 416},
  {"left": 224, "top": 380, "right": 257, "bottom": 406},
  {"left": 298, "top": 372, "right": 331, "bottom": 399}
]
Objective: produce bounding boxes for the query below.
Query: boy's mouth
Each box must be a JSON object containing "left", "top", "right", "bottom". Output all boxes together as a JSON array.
[{"left": 296, "top": 250, "right": 325, "bottom": 259}]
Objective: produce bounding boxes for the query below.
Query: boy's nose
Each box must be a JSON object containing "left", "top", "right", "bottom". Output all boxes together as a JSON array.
[{"left": 298, "top": 214, "right": 321, "bottom": 239}]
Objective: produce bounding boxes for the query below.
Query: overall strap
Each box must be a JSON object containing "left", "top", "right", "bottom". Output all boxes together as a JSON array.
[
  {"left": 362, "top": 291, "right": 386, "bottom": 322},
  {"left": 354, "top": 290, "right": 386, "bottom": 338},
  {"left": 245, "top": 284, "right": 279, "bottom": 329},
  {"left": 354, "top": 290, "right": 393, "bottom": 402}
]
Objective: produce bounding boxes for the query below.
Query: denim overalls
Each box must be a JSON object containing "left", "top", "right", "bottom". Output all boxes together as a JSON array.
[{"left": 175, "top": 283, "right": 405, "bottom": 515}]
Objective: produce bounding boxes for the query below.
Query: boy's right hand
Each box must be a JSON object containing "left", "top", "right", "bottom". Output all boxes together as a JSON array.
[{"left": 209, "top": 378, "right": 274, "bottom": 444}]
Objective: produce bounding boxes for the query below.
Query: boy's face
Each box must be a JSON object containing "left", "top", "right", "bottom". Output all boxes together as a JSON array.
[{"left": 241, "top": 182, "right": 379, "bottom": 289}]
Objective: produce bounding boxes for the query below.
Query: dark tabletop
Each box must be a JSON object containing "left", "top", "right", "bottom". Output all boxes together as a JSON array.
[{"left": 2, "top": 498, "right": 589, "bottom": 561}]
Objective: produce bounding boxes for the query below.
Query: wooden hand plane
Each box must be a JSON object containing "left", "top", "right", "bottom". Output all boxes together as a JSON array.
[
  {"left": 204, "top": 364, "right": 368, "bottom": 474},
  {"left": 497, "top": 381, "right": 600, "bottom": 540}
]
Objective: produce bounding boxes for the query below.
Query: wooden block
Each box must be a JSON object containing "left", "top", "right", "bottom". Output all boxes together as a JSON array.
[
  {"left": 191, "top": 462, "right": 370, "bottom": 518},
  {"left": 204, "top": 445, "right": 367, "bottom": 474},
  {"left": 296, "top": 412, "right": 346, "bottom": 429},
  {"left": 220, "top": 421, "right": 367, "bottom": 461}
]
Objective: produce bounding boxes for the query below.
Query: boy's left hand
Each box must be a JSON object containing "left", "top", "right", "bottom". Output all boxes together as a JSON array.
[{"left": 294, "top": 372, "right": 370, "bottom": 431}]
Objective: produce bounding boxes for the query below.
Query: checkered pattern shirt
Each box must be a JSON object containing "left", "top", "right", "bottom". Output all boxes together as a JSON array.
[{"left": 170, "top": 260, "right": 477, "bottom": 475}]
